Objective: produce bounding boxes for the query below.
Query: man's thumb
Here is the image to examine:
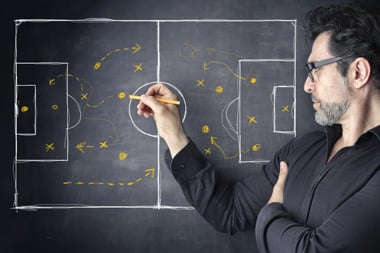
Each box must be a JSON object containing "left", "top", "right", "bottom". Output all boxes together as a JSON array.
[{"left": 277, "top": 161, "right": 288, "bottom": 186}]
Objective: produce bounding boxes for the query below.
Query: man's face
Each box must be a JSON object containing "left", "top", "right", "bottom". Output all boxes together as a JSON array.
[{"left": 304, "top": 32, "right": 352, "bottom": 126}]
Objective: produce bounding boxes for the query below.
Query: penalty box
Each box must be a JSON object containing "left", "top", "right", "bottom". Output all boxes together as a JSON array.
[
  {"left": 16, "top": 62, "right": 69, "bottom": 162},
  {"left": 238, "top": 59, "right": 296, "bottom": 163}
]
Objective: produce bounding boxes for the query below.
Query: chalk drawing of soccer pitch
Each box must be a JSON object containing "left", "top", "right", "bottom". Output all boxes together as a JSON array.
[{"left": 13, "top": 19, "right": 296, "bottom": 210}]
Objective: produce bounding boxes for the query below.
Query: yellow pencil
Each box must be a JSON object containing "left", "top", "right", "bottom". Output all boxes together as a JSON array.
[{"left": 128, "top": 94, "right": 180, "bottom": 105}]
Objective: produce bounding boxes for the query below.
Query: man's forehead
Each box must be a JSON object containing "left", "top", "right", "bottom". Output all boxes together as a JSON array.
[{"left": 308, "top": 32, "right": 333, "bottom": 61}]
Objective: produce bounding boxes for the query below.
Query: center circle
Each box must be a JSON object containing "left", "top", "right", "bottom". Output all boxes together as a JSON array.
[{"left": 128, "top": 81, "right": 187, "bottom": 138}]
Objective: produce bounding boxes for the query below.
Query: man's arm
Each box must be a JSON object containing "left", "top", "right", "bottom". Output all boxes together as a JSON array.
[
  {"left": 166, "top": 139, "right": 275, "bottom": 234},
  {"left": 255, "top": 165, "right": 380, "bottom": 253},
  {"left": 137, "top": 83, "right": 281, "bottom": 233}
]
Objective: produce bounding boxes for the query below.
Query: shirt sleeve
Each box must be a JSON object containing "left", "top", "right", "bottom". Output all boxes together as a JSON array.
[
  {"left": 255, "top": 170, "right": 380, "bottom": 253},
  {"left": 166, "top": 139, "right": 276, "bottom": 234}
]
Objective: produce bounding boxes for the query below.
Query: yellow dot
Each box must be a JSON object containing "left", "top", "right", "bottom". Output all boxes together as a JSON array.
[
  {"left": 52, "top": 104, "right": 59, "bottom": 110},
  {"left": 20, "top": 106, "right": 29, "bottom": 113},
  {"left": 202, "top": 125, "right": 210, "bottom": 133},
  {"left": 250, "top": 77, "right": 257, "bottom": 84},
  {"left": 252, "top": 144, "right": 261, "bottom": 152},
  {"left": 118, "top": 92, "right": 126, "bottom": 99},
  {"left": 215, "top": 86, "right": 224, "bottom": 94},
  {"left": 93, "top": 62, "right": 102, "bottom": 70},
  {"left": 119, "top": 152, "right": 128, "bottom": 160}
]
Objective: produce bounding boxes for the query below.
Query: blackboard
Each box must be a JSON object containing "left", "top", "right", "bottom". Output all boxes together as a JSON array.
[
  {"left": 14, "top": 19, "right": 297, "bottom": 208},
  {"left": 3, "top": 0, "right": 379, "bottom": 252}
]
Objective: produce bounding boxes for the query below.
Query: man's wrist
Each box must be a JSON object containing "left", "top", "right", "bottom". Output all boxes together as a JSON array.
[{"left": 165, "top": 132, "right": 189, "bottom": 158}]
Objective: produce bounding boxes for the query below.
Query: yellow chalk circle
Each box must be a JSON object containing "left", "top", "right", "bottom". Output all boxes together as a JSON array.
[
  {"left": 118, "top": 92, "right": 126, "bottom": 99},
  {"left": 20, "top": 106, "right": 29, "bottom": 113},
  {"left": 119, "top": 152, "right": 128, "bottom": 160},
  {"left": 250, "top": 77, "right": 257, "bottom": 84},
  {"left": 215, "top": 85, "right": 224, "bottom": 94},
  {"left": 52, "top": 104, "right": 59, "bottom": 110},
  {"left": 252, "top": 144, "right": 261, "bottom": 152},
  {"left": 202, "top": 125, "right": 210, "bottom": 134}
]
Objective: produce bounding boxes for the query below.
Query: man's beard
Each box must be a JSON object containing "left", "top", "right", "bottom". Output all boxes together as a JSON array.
[{"left": 314, "top": 97, "right": 351, "bottom": 126}]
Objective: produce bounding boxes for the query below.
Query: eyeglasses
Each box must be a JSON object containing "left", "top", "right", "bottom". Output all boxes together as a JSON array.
[{"left": 306, "top": 55, "right": 351, "bottom": 82}]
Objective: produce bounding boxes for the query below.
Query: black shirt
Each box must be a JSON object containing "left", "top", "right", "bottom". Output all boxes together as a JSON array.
[{"left": 167, "top": 124, "right": 380, "bottom": 252}]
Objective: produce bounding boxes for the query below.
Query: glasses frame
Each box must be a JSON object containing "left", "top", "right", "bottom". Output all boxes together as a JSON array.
[{"left": 306, "top": 55, "right": 351, "bottom": 82}]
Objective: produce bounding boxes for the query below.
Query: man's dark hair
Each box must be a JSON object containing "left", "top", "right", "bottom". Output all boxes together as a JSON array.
[{"left": 304, "top": 2, "right": 380, "bottom": 88}]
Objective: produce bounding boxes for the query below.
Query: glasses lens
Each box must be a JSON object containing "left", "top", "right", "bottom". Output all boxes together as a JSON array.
[{"left": 306, "top": 64, "right": 314, "bottom": 82}]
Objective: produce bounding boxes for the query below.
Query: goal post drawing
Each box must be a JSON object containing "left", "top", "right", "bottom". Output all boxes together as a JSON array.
[{"left": 16, "top": 84, "right": 36, "bottom": 136}]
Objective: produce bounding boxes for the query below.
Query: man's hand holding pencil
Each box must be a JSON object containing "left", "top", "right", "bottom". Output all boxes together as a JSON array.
[{"left": 136, "top": 83, "right": 189, "bottom": 157}]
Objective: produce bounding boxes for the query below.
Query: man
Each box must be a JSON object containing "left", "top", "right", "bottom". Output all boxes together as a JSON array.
[{"left": 137, "top": 3, "right": 380, "bottom": 252}]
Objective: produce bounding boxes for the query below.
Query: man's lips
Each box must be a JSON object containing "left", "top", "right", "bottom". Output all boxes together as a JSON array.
[
  {"left": 311, "top": 95, "right": 320, "bottom": 110},
  {"left": 311, "top": 95, "right": 320, "bottom": 103}
]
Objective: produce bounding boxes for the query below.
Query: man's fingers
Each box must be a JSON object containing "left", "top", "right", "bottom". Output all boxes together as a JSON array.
[
  {"left": 277, "top": 161, "right": 288, "bottom": 187},
  {"left": 140, "top": 94, "right": 161, "bottom": 112},
  {"left": 146, "top": 83, "right": 178, "bottom": 100},
  {"left": 267, "top": 161, "right": 289, "bottom": 204},
  {"left": 146, "top": 83, "right": 161, "bottom": 96}
]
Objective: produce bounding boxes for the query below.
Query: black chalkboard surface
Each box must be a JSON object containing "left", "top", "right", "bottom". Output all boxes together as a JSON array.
[
  {"left": 14, "top": 19, "right": 297, "bottom": 208},
  {"left": 4, "top": 0, "right": 379, "bottom": 252}
]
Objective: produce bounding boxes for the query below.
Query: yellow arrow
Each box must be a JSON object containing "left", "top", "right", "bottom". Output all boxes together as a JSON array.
[
  {"left": 93, "top": 46, "right": 133, "bottom": 70},
  {"left": 63, "top": 167, "right": 156, "bottom": 187},
  {"left": 203, "top": 61, "right": 247, "bottom": 81},
  {"left": 210, "top": 136, "right": 248, "bottom": 159},
  {"left": 132, "top": 43, "right": 141, "bottom": 54},
  {"left": 144, "top": 168, "right": 155, "bottom": 178},
  {"left": 203, "top": 62, "right": 210, "bottom": 71}
]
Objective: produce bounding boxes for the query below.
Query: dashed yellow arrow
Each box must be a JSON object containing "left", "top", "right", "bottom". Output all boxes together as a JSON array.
[
  {"left": 131, "top": 43, "right": 141, "bottom": 54},
  {"left": 63, "top": 167, "right": 155, "bottom": 187},
  {"left": 144, "top": 168, "right": 155, "bottom": 178},
  {"left": 93, "top": 43, "right": 141, "bottom": 70}
]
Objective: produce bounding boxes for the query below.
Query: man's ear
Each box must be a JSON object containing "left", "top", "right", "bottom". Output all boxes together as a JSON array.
[{"left": 350, "top": 57, "right": 371, "bottom": 89}]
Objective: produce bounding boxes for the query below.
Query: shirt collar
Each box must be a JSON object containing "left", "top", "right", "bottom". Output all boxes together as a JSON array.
[
  {"left": 325, "top": 124, "right": 342, "bottom": 150},
  {"left": 325, "top": 124, "right": 380, "bottom": 143},
  {"left": 369, "top": 125, "right": 380, "bottom": 141}
]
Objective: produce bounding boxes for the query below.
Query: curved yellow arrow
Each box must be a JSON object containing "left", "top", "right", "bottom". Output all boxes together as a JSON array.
[
  {"left": 210, "top": 136, "right": 248, "bottom": 159},
  {"left": 204, "top": 61, "right": 247, "bottom": 81}
]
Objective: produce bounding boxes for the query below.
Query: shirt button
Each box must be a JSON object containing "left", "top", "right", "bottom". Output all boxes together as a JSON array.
[{"left": 179, "top": 164, "right": 185, "bottom": 168}]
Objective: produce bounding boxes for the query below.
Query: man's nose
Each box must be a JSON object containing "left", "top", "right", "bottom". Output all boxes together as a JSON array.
[{"left": 304, "top": 77, "right": 314, "bottom": 94}]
